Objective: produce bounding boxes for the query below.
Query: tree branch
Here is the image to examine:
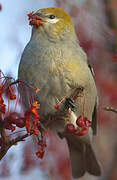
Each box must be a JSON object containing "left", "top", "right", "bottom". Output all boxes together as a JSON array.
[
  {"left": 0, "top": 123, "right": 33, "bottom": 160},
  {"left": 0, "top": 113, "right": 8, "bottom": 145},
  {"left": 103, "top": 106, "right": 117, "bottom": 113}
]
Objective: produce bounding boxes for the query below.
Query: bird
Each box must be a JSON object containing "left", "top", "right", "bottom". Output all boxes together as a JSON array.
[{"left": 18, "top": 7, "right": 101, "bottom": 178}]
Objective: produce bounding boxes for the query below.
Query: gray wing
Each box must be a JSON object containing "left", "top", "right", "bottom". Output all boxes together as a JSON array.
[
  {"left": 91, "top": 102, "right": 98, "bottom": 135},
  {"left": 87, "top": 60, "right": 98, "bottom": 135},
  {"left": 88, "top": 62, "right": 95, "bottom": 80}
]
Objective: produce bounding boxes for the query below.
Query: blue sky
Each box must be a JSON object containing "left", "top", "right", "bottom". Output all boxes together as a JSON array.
[{"left": 0, "top": 0, "right": 55, "bottom": 78}]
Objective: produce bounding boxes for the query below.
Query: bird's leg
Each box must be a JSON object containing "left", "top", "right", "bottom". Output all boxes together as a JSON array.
[
  {"left": 64, "top": 86, "right": 84, "bottom": 111},
  {"left": 65, "top": 98, "right": 76, "bottom": 111}
]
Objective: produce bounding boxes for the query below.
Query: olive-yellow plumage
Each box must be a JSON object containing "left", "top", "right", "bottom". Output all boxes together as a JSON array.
[
  {"left": 18, "top": 7, "right": 101, "bottom": 178},
  {"left": 36, "top": 7, "right": 74, "bottom": 37}
]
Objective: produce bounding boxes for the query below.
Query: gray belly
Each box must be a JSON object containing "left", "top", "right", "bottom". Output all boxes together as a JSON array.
[
  {"left": 18, "top": 52, "right": 97, "bottom": 130},
  {"left": 19, "top": 63, "right": 72, "bottom": 116}
]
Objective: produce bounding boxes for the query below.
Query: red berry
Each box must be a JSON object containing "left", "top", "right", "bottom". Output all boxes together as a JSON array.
[
  {"left": 75, "top": 127, "right": 87, "bottom": 136},
  {"left": 37, "top": 20, "right": 43, "bottom": 25},
  {"left": 0, "top": 96, "right": 4, "bottom": 104},
  {"left": 76, "top": 115, "right": 86, "bottom": 127},
  {"left": 0, "top": 103, "right": 6, "bottom": 114},
  {"left": 38, "top": 140, "right": 47, "bottom": 148},
  {"left": 3, "top": 122, "right": 16, "bottom": 132},
  {"left": 54, "top": 105, "right": 59, "bottom": 110},
  {"left": 36, "top": 149, "right": 44, "bottom": 159},
  {"left": 27, "top": 11, "right": 34, "bottom": 19},
  {"left": 10, "top": 93, "right": 16, "bottom": 100},
  {"left": 8, "top": 112, "right": 21, "bottom": 124},
  {"left": 32, "top": 128, "right": 39, "bottom": 135},
  {"left": 34, "top": 15, "right": 41, "bottom": 20},
  {"left": 65, "top": 123, "right": 75, "bottom": 133},
  {"left": 15, "top": 118, "right": 25, "bottom": 128}
]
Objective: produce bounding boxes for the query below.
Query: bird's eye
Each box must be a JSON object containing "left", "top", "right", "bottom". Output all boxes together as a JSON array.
[{"left": 49, "top": 15, "right": 55, "bottom": 19}]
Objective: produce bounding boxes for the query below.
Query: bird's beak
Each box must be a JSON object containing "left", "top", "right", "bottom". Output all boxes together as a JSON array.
[{"left": 27, "top": 11, "right": 43, "bottom": 27}]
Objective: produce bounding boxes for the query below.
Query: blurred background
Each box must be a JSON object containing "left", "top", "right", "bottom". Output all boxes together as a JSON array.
[{"left": 0, "top": 0, "right": 117, "bottom": 179}]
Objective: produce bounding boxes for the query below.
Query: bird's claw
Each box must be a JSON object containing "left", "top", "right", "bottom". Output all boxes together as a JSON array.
[{"left": 65, "top": 98, "right": 76, "bottom": 111}]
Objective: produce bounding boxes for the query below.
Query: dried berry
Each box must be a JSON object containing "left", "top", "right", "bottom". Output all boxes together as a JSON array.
[
  {"left": 15, "top": 118, "right": 25, "bottom": 128},
  {"left": 32, "top": 128, "right": 39, "bottom": 135},
  {"left": 76, "top": 115, "right": 86, "bottom": 127},
  {"left": 3, "top": 122, "right": 16, "bottom": 132},
  {"left": 7, "top": 112, "right": 21, "bottom": 124},
  {"left": 36, "top": 149, "right": 45, "bottom": 159},
  {"left": 65, "top": 123, "right": 75, "bottom": 133},
  {"left": 38, "top": 140, "right": 47, "bottom": 148},
  {"left": 54, "top": 105, "right": 59, "bottom": 110},
  {"left": 0, "top": 103, "right": 6, "bottom": 114},
  {"left": 74, "top": 127, "right": 87, "bottom": 136}
]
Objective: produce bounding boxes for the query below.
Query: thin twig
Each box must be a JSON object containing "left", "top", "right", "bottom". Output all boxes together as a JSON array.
[
  {"left": 103, "top": 106, "right": 117, "bottom": 113},
  {"left": 9, "top": 133, "right": 31, "bottom": 145}
]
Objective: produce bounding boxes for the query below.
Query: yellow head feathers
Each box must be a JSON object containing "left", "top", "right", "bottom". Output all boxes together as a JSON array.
[
  {"left": 32, "top": 7, "right": 76, "bottom": 39},
  {"left": 37, "top": 7, "right": 73, "bottom": 25}
]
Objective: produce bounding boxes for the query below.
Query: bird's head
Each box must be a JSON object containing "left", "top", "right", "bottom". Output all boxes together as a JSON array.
[{"left": 28, "top": 7, "right": 76, "bottom": 41}]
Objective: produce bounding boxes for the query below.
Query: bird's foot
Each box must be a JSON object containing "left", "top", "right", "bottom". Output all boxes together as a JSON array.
[{"left": 65, "top": 98, "right": 76, "bottom": 111}]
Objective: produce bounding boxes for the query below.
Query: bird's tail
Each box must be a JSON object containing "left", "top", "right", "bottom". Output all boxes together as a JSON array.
[{"left": 66, "top": 137, "right": 101, "bottom": 178}]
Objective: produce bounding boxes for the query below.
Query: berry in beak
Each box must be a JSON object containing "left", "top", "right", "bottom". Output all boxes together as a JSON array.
[{"left": 27, "top": 11, "right": 43, "bottom": 27}]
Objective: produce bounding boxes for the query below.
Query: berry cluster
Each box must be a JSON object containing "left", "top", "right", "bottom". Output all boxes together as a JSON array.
[
  {"left": 53, "top": 87, "right": 91, "bottom": 136},
  {"left": 0, "top": 70, "right": 46, "bottom": 159},
  {"left": 65, "top": 115, "right": 91, "bottom": 136},
  {"left": 27, "top": 11, "right": 43, "bottom": 27},
  {"left": 3, "top": 112, "right": 25, "bottom": 132},
  {"left": 25, "top": 101, "right": 40, "bottom": 135}
]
